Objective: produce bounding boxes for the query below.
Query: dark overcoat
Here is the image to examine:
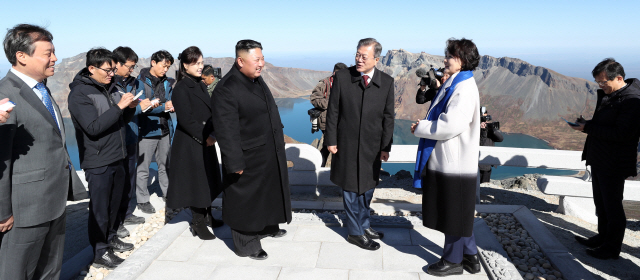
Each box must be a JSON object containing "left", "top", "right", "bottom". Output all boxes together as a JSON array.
[
  {"left": 167, "top": 75, "right": 221, "bottom": 209},
  {"left": 211, "top": 65, "right": 291, "bottom": 232},
  {"left": 325, "top": 66, "right": 395, "bottom": 194},
  {"left": 582, "top": 78, "right": 640, "bottom": 177}
]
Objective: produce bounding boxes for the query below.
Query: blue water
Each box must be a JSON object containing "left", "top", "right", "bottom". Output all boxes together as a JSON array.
[
  {"left": 274, "top": 98, "right": 576, "bottom": 180},
  {"left": 65, "top": 98, "right": 575, "bottom": 180}
]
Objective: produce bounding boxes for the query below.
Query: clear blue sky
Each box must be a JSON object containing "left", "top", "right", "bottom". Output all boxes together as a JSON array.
[{"left": 1, "top": 0, "right": 639, "bottom": 80}]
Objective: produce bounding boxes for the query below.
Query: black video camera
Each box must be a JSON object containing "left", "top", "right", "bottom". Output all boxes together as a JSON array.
[
  {"left": 416, "top": 66, "right": 444, "bottom": 88},
  {"left": 212, "top": 67, "right": 222, "bottom": 79},
  {"left": 480, "top": 106, "right": 500, "bottom": 130}
]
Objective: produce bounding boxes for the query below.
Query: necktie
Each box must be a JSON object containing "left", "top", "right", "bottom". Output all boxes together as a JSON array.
[
  {"left": 363, "top": 75, "right": 370, "bottom": 87},
  {"left": 35, "top": 82, "right": 59, "bottom": 131}
]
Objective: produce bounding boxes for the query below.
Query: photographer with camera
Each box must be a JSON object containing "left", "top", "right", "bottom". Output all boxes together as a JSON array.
[
  {"left": 310, "top": 62, "right": 348, "bottom": 167},
  {"left": 479, "top": 106, "right": 503, "bottom": 183},
  {"left": 416, "top": 66, "right": 450, "bottom": 104},
  {"left": 202, "top": 64, "right": 222, "bottom": 96}
]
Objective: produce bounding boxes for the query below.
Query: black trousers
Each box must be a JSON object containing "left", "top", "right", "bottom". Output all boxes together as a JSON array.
[
  {"left": 0, "top": 212, "right": 66, "bottom": 280},
  {"left": 591, "top": 166, "right": 627, "bottom": 253},
  {"left": 320, "top": 130, "right": 330, "bottom": 167},
  {"left": 479, "top": 168, "right": 492, "bottom": 183},
  {"left": 118, "top": 144, "right": 137, "bottom": 223},
  {"left": 85, "top": 160, "right": 126, "bottom": 257},
  {"left": 231, "top": 225, "right": 280, "bottom": 256}
]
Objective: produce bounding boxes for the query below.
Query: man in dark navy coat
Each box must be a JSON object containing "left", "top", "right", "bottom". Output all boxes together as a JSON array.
[
  {"left": 325, "top": 38, "right": 395, "bottom": 251},
  {"left": 212, "top": 40, "right": 291, "bottom": 260}
]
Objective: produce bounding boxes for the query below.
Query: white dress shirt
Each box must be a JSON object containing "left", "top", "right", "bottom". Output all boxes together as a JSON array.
[
  {"left": 360, "top": 68, "right": 375, "bottom": 84},
  {"left": 10, "top": 68, "right": 62, "bottom": 128}
]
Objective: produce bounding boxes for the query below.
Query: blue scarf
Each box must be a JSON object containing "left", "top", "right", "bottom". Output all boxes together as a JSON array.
[{"left": 413, "top": 71, "right": 474, "bottom": 188}]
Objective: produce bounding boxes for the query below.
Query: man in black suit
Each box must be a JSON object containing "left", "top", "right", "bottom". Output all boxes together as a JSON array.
[
  {"left": 325, "top": 38, "right": 395, "bottom": 251},
  {"left": 571, "top": 58, "right": 640, "bottom": 260},
  {"left": 0, "top": 24, "right": 88, "bottom": 280},
  {"left": 212, "top": 40, "right": 291, "bottom": 260}
]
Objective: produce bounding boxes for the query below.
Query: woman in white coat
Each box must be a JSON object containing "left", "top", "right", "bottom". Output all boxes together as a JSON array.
[{"left": 411, "top": 38, "right": 481, "bottom": 277}]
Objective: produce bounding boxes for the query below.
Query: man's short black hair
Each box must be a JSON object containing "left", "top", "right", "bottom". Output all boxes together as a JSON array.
[
  {"left": 3, "top": 24, "right": 53, "bottom": 66},
  {"left": 445, "top": 38, "right": 480, "bottom": 71},
  {"left": 86, "top": 47, "right": 115, "bottom": 68},
  {"left": 202, "top": 64, "right": 214, "bottom": 76},
  {"left": 357, "top": 38, "right": 382, "bottom": 58},
  {"left": 333, "top": 62, "right": 348, "bottom": 72},
  {"left": 151, "top": 50, "right": 174, "bottom": 65},
  {"left": 592, "top": 58, "right": 625, "bottom": 80},
  {"left": 113, "top": 46, "right": 138, "bottom": 64},
  {"left": 235, "top": 40, "right": 262, "bottom": 58}
]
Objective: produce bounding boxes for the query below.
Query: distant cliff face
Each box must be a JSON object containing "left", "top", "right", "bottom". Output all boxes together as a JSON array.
[
  {"left": 377, "top": 49, "right": 599, "bottom": 150},
  {"left": 48, "top": 54, "right": 330, "bottom": 118}
]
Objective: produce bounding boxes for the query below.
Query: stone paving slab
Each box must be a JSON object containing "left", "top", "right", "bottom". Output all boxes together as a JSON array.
[
  {"left": 206, "top": 265, "right": 281, "bottom": 280},
  {"left": 277, "top": 267, "right": 349, "bottom": 280},
  {"left": 316, "top": 242, "right": 384, "bottom": 270},
  {"left": 349, "top": 270, "right": 421, "bottom": 280},
  {"left": 137, "top": 260, "right": 216, "bottom": 280},
  {"left": 292, "top": 224, "right": 348, "bottom": 242}
]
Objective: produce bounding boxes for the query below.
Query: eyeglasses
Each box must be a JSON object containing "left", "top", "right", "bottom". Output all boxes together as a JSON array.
[
  {"left": 355, "top": 53, "right": 374, "bottom": 62},
  {"left": 123, "top": 64, "right": 137, "bottom": 71},
  {"left": 595, "top": 79, "right": 609, "bottom": 86},
  {"left": 97, "top": 67, "right": 117, "bottom": 75}
]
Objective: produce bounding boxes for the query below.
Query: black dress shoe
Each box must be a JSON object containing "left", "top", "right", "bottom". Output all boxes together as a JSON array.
[
  {"left": 93, "top": 249, "right": 124, "bottom": 269},
  {"left": 124, "top": 215, "right": 145, "bottom": 225},
  {"left": 427, "top": 258, "right": 463, "bottom": 276},
  {"left": 247, "top": 249, "right": 268, "bottom": 260},
  {"left": 117, "top": 225, "right": 130, "bottom": 238},
  {"left": 364, "top": 227, "right": 384, "bottom": 239},
  {"left": 575, "top": 235, "right": 603, "bottom": 248},
  {"left": 586, "top": 246, "right": 620, "bottom": 260},
  {"left": 138, "top": 202, "right": 156, "bottom": 214},
  {"left": 110, "top": 237, "right": 134, "bottom": 252},
  {"left": 347, "top": 235, "right": 380, "bottom": 251},
  {"left": 462, "top": 253, "right": 481, "bottom": 274},
  {"left": 237, "top": 249, "right": 269, "bottom": 260},
  {"left": 268, "top": 229, "right": 287, "bottom": 238}
]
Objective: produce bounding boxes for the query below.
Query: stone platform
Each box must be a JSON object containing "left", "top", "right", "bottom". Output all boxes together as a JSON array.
[{"left": 107, "top": 209, "right": 488, "bottom": 280}]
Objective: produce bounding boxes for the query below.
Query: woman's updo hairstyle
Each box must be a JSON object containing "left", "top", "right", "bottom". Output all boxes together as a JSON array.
[
  {"left": 445, "top": 38, "right": 480, "bottom": 71},
  {"left": 177, "top": 46, "right": 203, "bottom": 82}
]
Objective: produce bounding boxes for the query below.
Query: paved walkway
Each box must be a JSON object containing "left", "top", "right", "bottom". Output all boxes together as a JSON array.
[{"left": 129, "top": 217, "right": 488, "bottom": 280}]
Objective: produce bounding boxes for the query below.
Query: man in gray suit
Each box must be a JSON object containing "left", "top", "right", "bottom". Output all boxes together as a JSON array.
[{"left": 0, "top": 24, "right": 88, "bottom": 280}]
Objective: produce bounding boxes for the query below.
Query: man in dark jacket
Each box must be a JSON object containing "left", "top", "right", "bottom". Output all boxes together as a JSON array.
[
  {"left": 68, "top": 48, "right": 138, "bottom": 268},
  {"left": 212, "top": 40, "right": 291, "bottom": 260},
  {"left": 479, "top": 108, "right": 503, "bottom": 183},
  {"left": 325, "top": 38, "right": 395, "bottom": 251},
  {"left": 111, "top": 47, "right": 158, "bottom": 237},
  {"left": 571, "top": 58, "right": 640, "bottom": 260},
  {"left": 310, "top": 62, "right": 347, "bottom": 167},
  {"left": 135, "top": 50, "right": 175, "bottom": 214}
]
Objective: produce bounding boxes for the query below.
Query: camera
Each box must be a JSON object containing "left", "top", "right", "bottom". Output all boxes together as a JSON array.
[
  {"left": 480, "top": 106, "right": 500, "bottom": 130},
  {"left": 415, "top": 66, "right": 444, "bottom": 88},
  {"left": 212, "top": 67, "right": 222, "bottom": 79}
]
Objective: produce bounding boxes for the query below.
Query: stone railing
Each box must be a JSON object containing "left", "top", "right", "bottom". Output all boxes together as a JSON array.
[{"left": 284, "top": 144, "right": 640, "bottom": 223}]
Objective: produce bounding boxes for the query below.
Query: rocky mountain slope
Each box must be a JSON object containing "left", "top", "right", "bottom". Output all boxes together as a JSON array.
[
  {"left": 48, "top": 53, "right": 330, "bottom": 118},
  {"left": 378, "top": 49, "right": 599, "bottom": 150}
]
